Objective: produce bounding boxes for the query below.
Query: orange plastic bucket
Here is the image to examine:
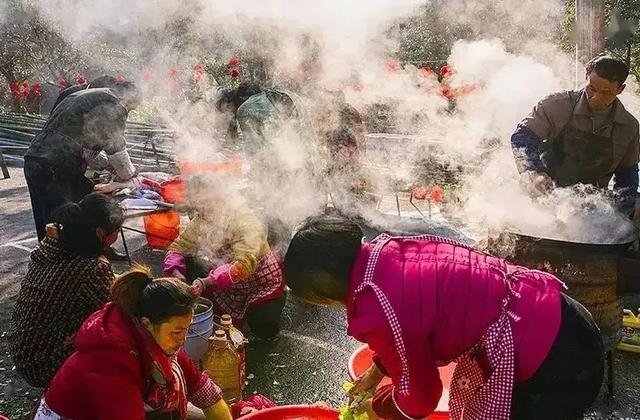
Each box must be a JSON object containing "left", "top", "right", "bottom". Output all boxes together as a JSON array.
[
  {"left": 143, "top": 211, "right": 180, "bottom": 248},
  {"left": 160, "top": 178, "right": 187, "bottom": 204},
  {"left": 241, "top": 405, "right": 339, "bottom": 419},
  {"left": 348, "top": 345, "right": 453, "bottom": 419}
]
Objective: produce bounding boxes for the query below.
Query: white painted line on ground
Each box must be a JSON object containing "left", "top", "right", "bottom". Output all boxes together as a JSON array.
[
  {"left": 279, "top": 330, "right": 350, "bottom": 356},
  {"left": 2, "top": 243, "right": 33, "bottom": 253},
  {"left": 0, "top": 236, "right": 38, "bottom": 247}
]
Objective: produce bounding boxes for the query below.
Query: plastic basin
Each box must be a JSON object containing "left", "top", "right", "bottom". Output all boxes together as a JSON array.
[
  {"left": 241, "top": 405, "right": 339, "bottom": 419},
  {"left": 142, "top": 211, "right": 180, "bottom": 248},
  {"left": 348, "top": 345, "right": 453, "bottom": 419},
  {"left": 159, "top": 178, "right": 187, "bottom": 204}
]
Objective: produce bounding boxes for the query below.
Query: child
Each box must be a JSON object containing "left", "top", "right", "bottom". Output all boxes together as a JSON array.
[
  {"left": 284, "top": 215, "right": 604, "bottom": 420},
  {"left": 163, "top": 176, "right": 285, "bottom": 339}
]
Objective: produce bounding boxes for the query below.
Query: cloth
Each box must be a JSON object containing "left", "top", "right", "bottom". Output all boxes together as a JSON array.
[
  {"left": 165, "top": 209, "right": 270, "bottom": 279},
  {"left": 23, "top": 155, "right": 93, "bottom": 240},
  {"left": 510, "top": 294, "right": 604, "bottom": 420},
  {"left": 372, "top": 294, "right": 604, "bottom": 420},
  {"left": 347, "top": 234, "right": 563, "bottom": 418},
  {"left": 202, "top": 250, "right": 285, "bottom": 321},
  {"left": 511, "top": 89, "right": 639, "bottom": 191},
  {"left": 9, "top": 234, "right": 113, "bottom": 388},
  {"left": 41, "top": 302, "right": 222, "bottom": 420},
  {"left": 230, "top": 394, "right": 276, "bottom": 418}
]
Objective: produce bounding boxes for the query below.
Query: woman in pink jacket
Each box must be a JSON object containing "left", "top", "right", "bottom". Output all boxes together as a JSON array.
[{"left": 284, "top": 216, "right": 604, "bottom": 420}]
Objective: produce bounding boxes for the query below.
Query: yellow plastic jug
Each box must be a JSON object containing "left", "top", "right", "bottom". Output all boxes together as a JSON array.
[{"left": 617, "top": 309, "right": 640, "bottom": 353}]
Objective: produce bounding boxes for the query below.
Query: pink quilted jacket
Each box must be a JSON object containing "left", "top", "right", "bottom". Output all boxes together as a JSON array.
[{"left": 346, "top": 236, "right": 563, "bottom": 418}]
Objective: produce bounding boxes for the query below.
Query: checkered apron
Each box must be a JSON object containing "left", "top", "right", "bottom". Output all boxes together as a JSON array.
[
  {"left": 207, "top": 250, "right": 284, "bottom": 320},
  {"left": 352, "top": 234, "right": 527, "bottom": 419}
]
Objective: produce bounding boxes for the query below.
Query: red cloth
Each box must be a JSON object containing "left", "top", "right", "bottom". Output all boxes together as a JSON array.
[
  {"left": 347, "top": 235, "right": 562, "bottom": 418},
  {"left": 43, "top": 302, "right": 222, "bottom": 420},
  {"left": 230, "top": 394, "right": 276, "bottom": 418}
]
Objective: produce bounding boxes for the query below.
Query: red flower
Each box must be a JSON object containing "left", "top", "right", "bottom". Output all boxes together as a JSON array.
[
  {"left": 440, "top": 64, "right": 453, "bottom": 78},
  {"left": 193, "top": 64, "right": 203, "bottom": 73},
  {"left": 419, "top": 66, "right": 436, "bottom": 78},
  {"left": 32, "top": 80, "right": 42, "bottom": 97},
  {"left": 75, "top": 74, "right": 87, "bottom": 85},
  {"left": 430, "top": 185, "right": 443, "bottom": 203},
  {"left": 58, "top": 78, "right": 68, "bottom": 92},
  {"left": 10, "top": 81, "right": 20, "bottom": 99},
  {"left": 228, "top": 55, "right": 240, "bottom": 67},
  {"left": 20, "top": 81, "right": 30, "bottom": 97},
  {"left": 115, "top": 74, "right": 125, "bottom": 83},
  {"left": 412, "top": 187, "right": 428, "bottom": 200},
  {"left": 384, "top": 59, "right": 399, "bottom": 74},
  {"left": 230, "top": 68, "right": 240, "bottom": 79}
]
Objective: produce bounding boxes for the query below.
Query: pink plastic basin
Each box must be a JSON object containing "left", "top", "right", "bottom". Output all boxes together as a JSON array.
[
  {"left": 348, "top": 345, "right": 453, "bottom": 420},
  {"left": 241, "top": 405, "right": 339, "bottom": 419}
]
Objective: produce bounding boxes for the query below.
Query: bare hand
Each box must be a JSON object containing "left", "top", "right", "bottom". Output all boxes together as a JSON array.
[
  {"left": 94, "top": 181, "right": 124, "bottom": 194},
  {"left": 521, "top": 171, "right": 555, "bottom": 197},
  {"left": 172, "top": 270, "right": 186, "bottom": 281},
  {"left": 348, "top": 363, "right": 384, "bottom": 401}
]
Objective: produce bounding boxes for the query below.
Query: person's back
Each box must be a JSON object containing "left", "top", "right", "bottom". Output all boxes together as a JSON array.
[{"left": 9, "top": 193, "right": 123, "bottom": 388}]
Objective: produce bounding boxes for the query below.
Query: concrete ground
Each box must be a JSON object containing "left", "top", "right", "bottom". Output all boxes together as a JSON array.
[{"left": 1, "top": 165, "right": 640, "bottom": 419}]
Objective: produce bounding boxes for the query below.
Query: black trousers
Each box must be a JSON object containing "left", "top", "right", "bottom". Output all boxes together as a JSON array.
[
  {"left": 24, "top": 157, "right": 93, "bottom": 240},
  {"left": 185, "top": 256, "right": 285, "bottom": 340},
  {"left": 511, "top": 293, "right": 605, "bottom": 420}
]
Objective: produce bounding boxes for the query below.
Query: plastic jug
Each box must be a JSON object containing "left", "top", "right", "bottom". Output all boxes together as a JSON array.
[
  {"left": 202, "top": 330, "right": 242, "bottom": 403},
  {"left": 618, "top": 308, "right": 640, "bottom": 353},
  {"left": 220, "top": 314, "right": 247, "bottom": 392},
  {"left": 142, "top": 211, "right": 180, "bottom": 248}
]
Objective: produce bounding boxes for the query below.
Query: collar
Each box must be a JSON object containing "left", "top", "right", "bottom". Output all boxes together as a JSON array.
[{"left": 573, "top": 89, "right": 634, "bottom": 125}]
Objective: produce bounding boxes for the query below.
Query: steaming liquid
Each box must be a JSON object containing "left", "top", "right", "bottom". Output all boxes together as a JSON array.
[{"left": 202, "top": 332, "right": 242, "bottom": 403}]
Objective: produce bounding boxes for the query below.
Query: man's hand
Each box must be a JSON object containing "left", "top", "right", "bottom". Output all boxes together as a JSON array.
[
  {"left": 348, "top": 363, "right": 385, "bottom": 401},
  {"left": 94, "top": 181, "right": 124, "bottom": 194},
  {"left": 520, "top": 171, "right": 556, "bottom": 197}
]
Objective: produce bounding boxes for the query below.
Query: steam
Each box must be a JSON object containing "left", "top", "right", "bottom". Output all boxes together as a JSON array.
[{"left": 23, "top": 0, "right": 639, "bottom": 245}]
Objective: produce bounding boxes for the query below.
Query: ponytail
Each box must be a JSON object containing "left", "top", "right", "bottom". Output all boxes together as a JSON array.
[
  {"left": 111, "top": 265, "right": 197, "bottom": 324},
  {"left": 51, "top": 193, "right": 124, "bottom": 257}
]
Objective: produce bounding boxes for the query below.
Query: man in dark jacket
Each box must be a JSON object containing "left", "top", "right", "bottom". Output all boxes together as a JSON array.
[
  {"left": 511, "top": 56, "right": 639, "bottom": 218},
  {"left": 24, "top": 82, "right": 140, "bottom": 241}
]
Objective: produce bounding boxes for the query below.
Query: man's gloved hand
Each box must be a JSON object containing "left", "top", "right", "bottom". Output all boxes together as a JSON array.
[{"left": 520, "top": 171, "right": 556, "bottom": 197}]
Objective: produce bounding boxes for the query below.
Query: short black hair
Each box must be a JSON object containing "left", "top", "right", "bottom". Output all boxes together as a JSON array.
[
  {"left": 284, "top": 215, "right": 363, "bottom": 301},
  {"left": 586, "top": 56, "right": 629, "bottom": 85},
  {"left": 215, "top": 82, "right": 263, "bottom": 112}
]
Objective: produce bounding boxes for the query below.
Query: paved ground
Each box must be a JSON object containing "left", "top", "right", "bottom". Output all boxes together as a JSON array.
[{"left": 1, "top": 165, "right": 640, "bottom": 419}]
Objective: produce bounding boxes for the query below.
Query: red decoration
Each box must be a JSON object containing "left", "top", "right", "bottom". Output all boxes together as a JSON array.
[
  {"left": 412, "top": 187, "right": 428, "bottom": 200},
  {"left": 419, "top": 66, "right": 436, "bottom": 78},
  {"left": 58, "top": 78, "right": 68, "bottom": 92},
  {"left": 32, "top": 80, "right": 42, "bottom": 97},
  {"left": 439, "top": 85, "right": 453, "bottom": 99},
  {"left": 168, "top": 68, "right": 179, "bottom": 78},
  {"left": 75, "top": 74, "right": 87, "bottom": 85},
  {"left": 228, "top": 55, "right": 240, "bottom": 67},
  {"left": 20, "top": 81, "right": 30, "bottom": 97},
  {"left": 430, "top": 185, "right": 443, "bottom": 203},
  {"left": 384, "top": 59, "right": 399, "bottom": 74},
  {"left": 115, "top": 74, "right": 125, "bottom": 83},
  {"left": 193, "top": 64, "right": 203, "bottom": 73},
  {"left": 440, "top": 64, "right": 453, "bottom": 78},
  {"left": 230, "top": 68, "right": 240, "bottom": 79},
  {"left": 10, "top": 81, "right": 20, "bottom": 99},
  {"left": 143, "top": 69, "right": 153, "bottom": 82}
]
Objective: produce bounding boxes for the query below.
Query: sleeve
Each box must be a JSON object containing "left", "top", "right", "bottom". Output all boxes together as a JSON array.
[
  {"left": 178, "top": 350, "right": 223, "bottom": 410},
  {"left": 518, "top": 94, "right": 565, "bottom": 141},
  {"left": 511, "top": 125, "right": 546, "bottom": 173},
  {"left": 163, "top": 251, "right": 187, "bottom": 276},
  {"left": 168, "top": 216, "right": 202, "bottom": 256},
  {"left": 106, "top": 149, "right": 137, "bottom": 181},
  {"left": 45, "top": 350, "right": 146, "bottom": 420},
  {"left": 355, "top": 289, "right": 442, "bottom": 419},
  {"left": 228, "top": 208, "right": 269, "bottom": 277}
]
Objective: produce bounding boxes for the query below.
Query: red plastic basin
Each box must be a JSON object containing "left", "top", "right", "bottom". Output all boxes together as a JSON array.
[
  {"left": 159, "top": 178, "right": 187, "bottom": 204},
  {"left": 241, "top": 405, "right": 339, "bottom": 419},
  {"left": 348, "top": 345, "right": 453, "bottom": 420}
]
